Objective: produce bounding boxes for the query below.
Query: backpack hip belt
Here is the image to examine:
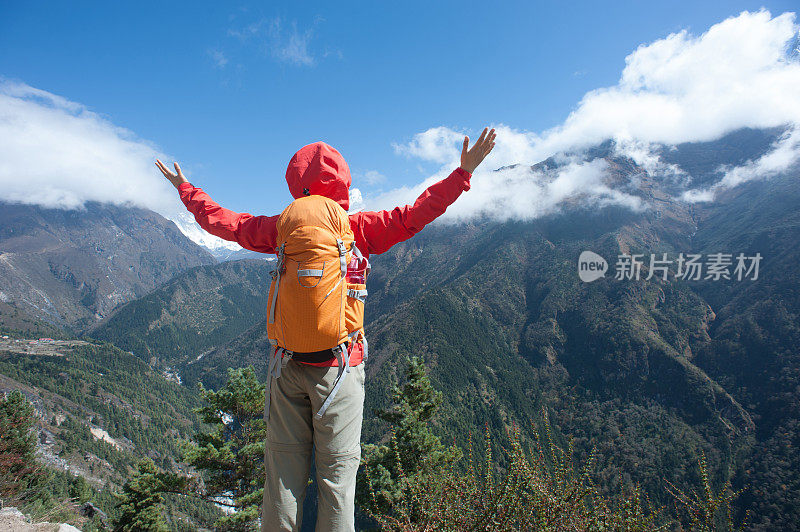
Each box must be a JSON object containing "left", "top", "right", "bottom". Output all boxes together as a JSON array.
[{"left": 264, "top": 341, "right": 351, "bottom": 421}]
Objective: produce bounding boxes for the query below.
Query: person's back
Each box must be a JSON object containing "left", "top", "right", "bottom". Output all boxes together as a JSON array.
[{"left": 156, "top": 128, "right": 496, "bottom": 531}]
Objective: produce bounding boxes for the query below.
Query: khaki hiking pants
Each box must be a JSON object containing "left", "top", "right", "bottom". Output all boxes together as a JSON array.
[{"left": 262, "top": 358, "right": 365, "bottom": 532}]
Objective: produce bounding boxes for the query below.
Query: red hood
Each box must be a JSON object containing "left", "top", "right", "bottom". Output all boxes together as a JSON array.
[{"left": 285, "top": 142, "right": 351, "bottom": 211}]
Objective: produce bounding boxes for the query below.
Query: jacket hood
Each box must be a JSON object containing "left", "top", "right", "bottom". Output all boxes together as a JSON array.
[{"left": 285, "top": 142, "right": 351, "bottom": 211}]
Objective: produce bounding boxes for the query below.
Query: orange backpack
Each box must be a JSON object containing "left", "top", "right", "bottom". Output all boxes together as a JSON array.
[
  {"left": 267, "top": 194, "right": 354, "bottom": 351},
  {"left": 265, "top": 195, "right": 364, "bottom": 419}
]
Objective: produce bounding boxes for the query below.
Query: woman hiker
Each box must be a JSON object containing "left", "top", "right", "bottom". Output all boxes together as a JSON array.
[{"left": 156, "top": 127, "right": 496, "bottom": 532}]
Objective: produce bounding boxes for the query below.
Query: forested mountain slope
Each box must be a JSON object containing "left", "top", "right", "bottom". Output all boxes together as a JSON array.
[
  {"left": 0, "top": 337, "right": 221, "bottom": 526},
  {"left": 7, "top": 127, "right": 793, "bottom": 528},
  {"left": 91, "top": 258, "right": 272, "bottom": 368},
  {"left": 155, "top": 128, "right": 798, "bottom": 529}
]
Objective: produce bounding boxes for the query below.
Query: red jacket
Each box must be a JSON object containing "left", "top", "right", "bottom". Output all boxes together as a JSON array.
[{"left": 179, "top": 142, "right": 472, "bottom": 366}]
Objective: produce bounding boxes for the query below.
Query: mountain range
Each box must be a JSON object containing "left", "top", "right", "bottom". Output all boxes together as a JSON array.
[
  {"left": 0, "top": 126, "right": 798, "bottom": 530},
  {"left": 0, "top": 202, "right": 215, "bottom": 333}
]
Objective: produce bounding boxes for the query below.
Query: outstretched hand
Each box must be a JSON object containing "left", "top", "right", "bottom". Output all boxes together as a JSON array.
[
  {"left": 460, "top": 127, "right": 496, "bottom": 174},
  {"left": 155, "top": 159, "right": 189, "bottom": 190}
]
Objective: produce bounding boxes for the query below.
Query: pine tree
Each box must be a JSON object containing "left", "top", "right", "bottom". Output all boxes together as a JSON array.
[
  {"left": 0, "top": 390, "right": 40, "bottom": 498},
  {"left": 114, "top": 458, "right": 169, "bottom": 531},
  {"left": 182, "top": 366, "right": 266, "bottom": 531},
  {"left": 69, "top": 474, "right": 92, "bottom": 504},
  {"left": 358, "top": 356, "right": 461, "bottom": 515}
]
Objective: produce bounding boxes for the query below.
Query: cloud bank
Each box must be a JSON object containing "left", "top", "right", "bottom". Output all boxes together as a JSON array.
[
  {"left": 0, "top": 81, "right": 243, "bottom": 251},
  {"left": 2, "top": 9, "right": 798, "bottom": 235},
  {"left": 378, "top": 10, "right": 800, "bottom": 220},
  {"left": 0, "top": 81, "right": 181, "bottom": 215}
]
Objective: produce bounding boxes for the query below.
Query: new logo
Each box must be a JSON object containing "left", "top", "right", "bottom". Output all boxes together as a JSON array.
[{"left": 578, "top": 251, "right": 608, "bottom": 283}]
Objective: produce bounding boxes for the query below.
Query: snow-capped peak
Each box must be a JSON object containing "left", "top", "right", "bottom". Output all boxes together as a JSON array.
[{"left": 170, "top": 211, "right": 243, "bottom": 252}]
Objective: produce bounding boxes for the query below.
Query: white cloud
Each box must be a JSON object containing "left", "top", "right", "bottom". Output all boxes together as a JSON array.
[
  {"left": 228, "top": 16, "right": 316, "bottom": 67},
  {"left": 683, "top": 125, "right": 800, "bottom": 201},
  {"left": 450, "top": 158, "right": 645, "bottom": 222},
  {"left": 362, "top": 170, "right": 386, "bottom": 185},
  {"left": 612, "top": 139, "right": 689, "bottom": 186},
  {"left": 393, "top": 127, "right": 465, "bottom": 164},
  {"left": 0, "top": 80, "right": 252, "bottom": 252},
  {"left": 368, "top": 158, "right": 644, "bottom": 222},
  {"left": 0, "top": 80, "right": 180, "bottom": 215},
  {"left": 4, "top": 8, "right": 798, "bottom": 243},
  {"left": 543, "top": 10, "right": 800, "bottom": 151},
  {"left": 208, "top": 49, "right": 228, "bottom": 68},
  {"left": 381, "top": 10, "right": 800, "bottom": 219},
  {"left": 348, "top": 187, "right": 364, "bottom": 213},
  {"left": 267, "top": 18, "right": 314, "bottom": 66}
]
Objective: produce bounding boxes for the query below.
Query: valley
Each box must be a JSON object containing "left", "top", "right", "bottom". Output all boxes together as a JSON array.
[{"left": 0, "top": 127, "right": 798, "bottom": 529}]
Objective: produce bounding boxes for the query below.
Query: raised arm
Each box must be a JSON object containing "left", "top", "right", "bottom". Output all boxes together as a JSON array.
[
  {"left": 352, "top": 128, "right": 496, "bottom": 255},
  {"left": 156, "top": 160, "right": 279, "bottom": 254}
]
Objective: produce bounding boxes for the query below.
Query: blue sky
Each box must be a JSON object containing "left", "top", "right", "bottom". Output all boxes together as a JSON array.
[{"left": 1, "top": 1, "right": 798, "bottom": 220}]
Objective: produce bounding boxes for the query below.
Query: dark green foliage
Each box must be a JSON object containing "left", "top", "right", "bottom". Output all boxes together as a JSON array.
[
  {"left": 364, "top": 422, "right": 665, "bottom": 530},
  {"left": 364, "top": 421, "right": 749, "bottom": 531},
  {"left": 0, "top": 390, "right": 39, "bottom": 497},
  {"left": 361, "top": 377, "right": 747, "bottom": 531},
  {"left": 358, "top": 357, "right": 462, "bottom": 513},
  {"left": 69, "top": 474, "right": 92, "bottom": 503},
  {"left": 114, "top": 458, "right": 170, "bottom": 531},
  {"left": 91, "top": 260, "right": 271, "bottom": 369},
  {"left": 0, "top": 340, "right": 227, "bottom": 528},
  {"left": 0, "top": 391, "right": 102, "bottom": 526},
  {"left": 357, "top": 204, "right": 771, "bottom": 524},
  {"left": 182, "top": 366, "right": 266, "bottom": 531},
  {"left": 181, "top": 322, "right": 272, "bottom": 391},
  {"left": 0, "top": 341, "right": 202, "bottom": 480}
]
